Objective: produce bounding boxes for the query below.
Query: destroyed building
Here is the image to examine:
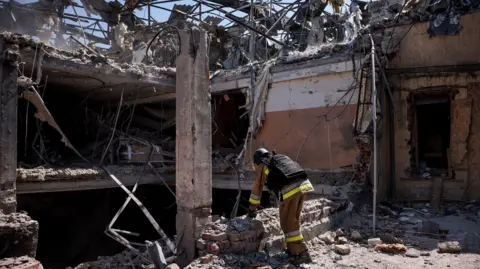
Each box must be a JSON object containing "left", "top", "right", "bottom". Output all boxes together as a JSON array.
[{"left": 1, "top": 0, "right": 480, "bottom": 268}]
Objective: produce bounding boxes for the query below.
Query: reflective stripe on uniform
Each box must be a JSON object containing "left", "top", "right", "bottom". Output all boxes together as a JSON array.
[
  {"left": 284, "top": 230, "right": 304, "bottom": 243},
  {"left": 249, "top": 194, "right": 261, "bottom": 205},
  {"left": 249, "top": 197, "right": 261, "bottom": 205},
  {"left": 284, "top": 230, "right": 302, "bottom": 237},
  {"left": 281, "top": 180, "right": 314, "bottom": 200}
]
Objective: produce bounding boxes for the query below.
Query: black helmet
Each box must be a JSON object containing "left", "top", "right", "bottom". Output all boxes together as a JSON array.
[{"left": 253, "top": 148, "right": 269, "bottom": 165}]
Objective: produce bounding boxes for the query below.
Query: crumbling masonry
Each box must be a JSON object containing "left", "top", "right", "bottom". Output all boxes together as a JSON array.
[
  {"left": 196, "top": 198, "right": 353, "bottom": 256},
  {"left": 175, "top": 28, "right": 212, "bottom": 266},
  {"left": 0, "top": 37, "right": 40, "bottom": 259}
]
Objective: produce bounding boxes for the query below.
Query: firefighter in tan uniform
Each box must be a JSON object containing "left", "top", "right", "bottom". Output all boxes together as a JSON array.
[{"left": 248, "top": 148, "right": 314, "bottom": 265}]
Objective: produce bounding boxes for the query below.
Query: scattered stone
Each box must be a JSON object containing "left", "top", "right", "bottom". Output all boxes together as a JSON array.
[
  {"left": 368, "top": 238, "right": 382, "bottom": 247},
  {"left": 399, "top": 217, "right": 410, "bottom": 222},
  {"left": 256, "top": 266, "right": 272, "bottom": 269},
  {"left": 405, "top": 249, "right": 420, "bottom": 258},
  {"left": 350, "top": 231, "right": 363, "bottom": 241},
  {"left": 166, "top": 264, "right": 180, "bottom": 269},
  {"left": 379, "top": 233, "right": 402, "bottom": 244},
  {"left": 438, "top": 241, "right": 462, "bottom": 253},
  {"left": 400, "top": 212, "right": 415, "bottom": 218},
  {"left": 335, "top": 228, "right": 345, "bottom": 237},
  {"left": 334, "top": 245, "right": 351, "bottom": 255},
  {"left": 378, "top": 205, "right": 397, "bottom": 216},
  {"left": 319, "top": 232, "right": 335, "bottom": 245},
  {"left": 374, "top": 243, "right": 407, "bottom": 254},
  {"left": 200, "top": 254, "right": 215, "bottom": 264},
  {"left": 337, "top": 237, "right": 348, "bottom": 244},
  {"left": 420, "top": 251, "right": 431, "bottom": 256}
]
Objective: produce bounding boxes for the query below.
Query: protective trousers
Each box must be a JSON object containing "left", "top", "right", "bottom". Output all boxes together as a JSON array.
[{"left": 279, "top": 191, "right": 308, "bottom": 255}]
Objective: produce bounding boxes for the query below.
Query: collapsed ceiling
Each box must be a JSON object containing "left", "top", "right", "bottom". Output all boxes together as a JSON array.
[
  {"left": 1, "top": 0, "right": 480, "bottom": 71},
  {"left": 0, "top": 0, "right": 365, "bottom": 70}
]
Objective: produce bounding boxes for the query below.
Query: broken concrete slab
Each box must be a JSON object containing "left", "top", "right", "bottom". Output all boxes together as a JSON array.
[
  {"left": 0, "top": 256, "right": 43, "bottom": 269},
  {"left": 438, "top": 241, "right": 462, "bottom": 253},
  {"left": 405, "top": 248, "right": 420, "bottom": 258},
  {"left": 0, "top": 212, "right": 39, "bottom": 258},
  {"left": 0, "top": 32, "right": 176, "bottom": 103},
  {"left": 368, "top": 238, "right": 382, "bottom": 246},
  {"left": 334, "top": 244, "right": 351, "bottom": 255},
  {"left": 319, "top": 231, "right": 336, "bottom": 244},
  {"left": 350, "top": 230, "right": 363, "bottom": 241}
]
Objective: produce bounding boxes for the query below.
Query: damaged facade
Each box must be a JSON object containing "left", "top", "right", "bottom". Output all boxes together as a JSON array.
[
  {"left": 1, "top": 0, "right": 480, "bottom": 268},
  {"left": 385, "top": 11, "right": 480, "bottom": 202}
]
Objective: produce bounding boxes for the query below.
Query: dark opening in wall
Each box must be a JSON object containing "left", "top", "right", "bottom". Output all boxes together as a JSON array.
[
  {"left": 17, "top": 186, "right": 262, "bottom": 269},
  {"left": 17, "top": 82, "right": 177, "bottom": 168},
  {"left": 212, "top": 92, "right": 249, "bottom": 150},
  {"left": 415, "top": 96, "right": 451, "bottom": 170}
]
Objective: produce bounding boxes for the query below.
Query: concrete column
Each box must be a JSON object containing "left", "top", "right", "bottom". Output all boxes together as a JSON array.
[
  {"left": 0, "top": 40, "right": 19, "bottom": 214},
  {"left": 175, "top": 28, "right": 212, "bottom": 266}
]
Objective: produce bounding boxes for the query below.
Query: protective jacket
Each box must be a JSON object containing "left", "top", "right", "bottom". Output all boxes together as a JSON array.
[
  {"left": 249, "top": 153, "right": 313, "bottom": 205},
  {"left": 263, "top": 153, "right": 308, "bottom": 193}
]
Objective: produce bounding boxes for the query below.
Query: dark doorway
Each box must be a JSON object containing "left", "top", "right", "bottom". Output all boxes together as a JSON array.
[{"left": 415, "top": 98, "right": 451, "bottom": 169}]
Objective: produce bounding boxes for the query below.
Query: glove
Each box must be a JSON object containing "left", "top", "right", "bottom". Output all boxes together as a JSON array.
[{"left": 247, "top": 208, "right": 257, "bottom": 218}]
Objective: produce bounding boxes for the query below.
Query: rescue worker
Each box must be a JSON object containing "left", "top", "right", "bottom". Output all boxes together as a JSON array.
[{"left": 248, "top": 148, "right": 314, "bottom": 265}]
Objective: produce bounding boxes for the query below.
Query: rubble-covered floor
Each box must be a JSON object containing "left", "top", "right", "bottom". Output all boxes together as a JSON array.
[{"left": 184, "top": 201, "right": 480, "bottom": 269}]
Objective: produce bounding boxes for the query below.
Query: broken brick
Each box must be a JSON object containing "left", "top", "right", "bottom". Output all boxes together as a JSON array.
[{"left": 196, "top": 239, "right": 207, "bottom": 250}]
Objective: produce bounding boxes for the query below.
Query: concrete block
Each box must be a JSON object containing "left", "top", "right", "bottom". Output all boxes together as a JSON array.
[
  {"left": 368, "top": 238, "right": 382, "bottom": 246},
  {"left": 196, "top": 239, "right": 206, "bottom": 250},
  {"left": 202, "top": 232, "right": 227, "bottom": 241},
  {"left": 438, "top": 241, "right": 462, "bottom": 253},
  {"left": 323, "top": 206, "right": 332, "bottom": 216},
  {"left": 334, "top": 245, "right": 351, "bottom": 255},
  {"left": 350, "top": 231, "right": 363, "bottom": 241},
  {"left": 319, "top": 231, "right": 335, "bottom": 244}
]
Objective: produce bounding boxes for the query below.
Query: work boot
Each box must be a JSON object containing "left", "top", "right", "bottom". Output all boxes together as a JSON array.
[{"left": 291, "top": 250, "right": 313, "bottom": 266}]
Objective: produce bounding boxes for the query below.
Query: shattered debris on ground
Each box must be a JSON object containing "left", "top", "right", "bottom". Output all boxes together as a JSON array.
[{"left": 0, "top": 256, "right": 43, "bottom": 269}]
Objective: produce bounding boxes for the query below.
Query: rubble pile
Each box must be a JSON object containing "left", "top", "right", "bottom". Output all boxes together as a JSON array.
[
  {"left": 0, "top": 212, "right": 39, "bottom": 258},
  {"left": 73, "top": 240, "right": 177, "bottom": 269},
  {"left": 197, "top": 198, "right": 353, "bottom": 256},
  {"left": 0, "top": 256, "right": 43, "bottom": 269},
  {"left": 17, "top": 167, "right": 101, "bottom": 181},
  {"left": 73, "top": 248, "right": 152, "bottom": 269}
]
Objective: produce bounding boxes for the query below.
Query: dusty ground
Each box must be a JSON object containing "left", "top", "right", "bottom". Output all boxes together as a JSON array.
[
  {"left": 186, "top": 201, "right": 480, "bottom": 269},
  {"left": 186, "top": 243, "right": 480, "bottom": 269},
  {"left": 75, "top": 201, "right": 480, "bottom": 269}
]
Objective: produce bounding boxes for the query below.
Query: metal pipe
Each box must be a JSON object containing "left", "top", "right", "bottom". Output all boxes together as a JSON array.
[
  {"left": 370, "top": 34, "right": 377, "bottom": 236},
  {"left": 249, "top": 0, "right": 255, "bottom": 61},
  {"left": 259, "top": 0, "right": 298, "bottom": 41},
  {"left": 191, "top": 0, "right": 289, "bottom": 48},
  {"left": 148, "top": 3, "right": 151, "bottom": 26},
  {"left": 69, "top": 35, "right": 101, "bottom": 56}
]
